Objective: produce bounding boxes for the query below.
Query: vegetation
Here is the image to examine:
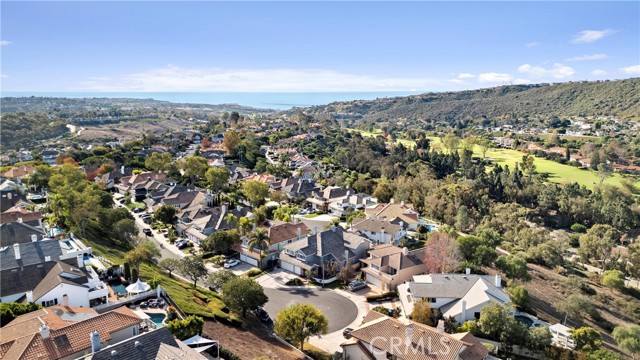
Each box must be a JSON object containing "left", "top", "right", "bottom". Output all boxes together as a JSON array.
[
  {"left": 274, "top": 304, "right": 329, "bottom": 351},
  {"left": 206, "top": 270, "right": 237, "bottom": 292},
  {"left": 409, "top": 299, "right": 434, "bottom": 326},
  {"left": 0, "top": 302, "right": 42, "bottom": 326},
  {"left": 166, "top": 315, "right": 205, "bottom": 340},
  {"left": 221, "top": 277, "right": 268, "bottom": 317},
  {"left": 612, "top": 325, "right": 640, "bottom": 360},
  {"left": 179, "top": 256, "right": 208, "bottom": 288}
]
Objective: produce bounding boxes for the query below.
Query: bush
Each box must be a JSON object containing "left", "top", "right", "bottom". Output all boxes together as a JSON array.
[
  {"left": 570, "top": 223, "right": 587, "bottom": 233},
  {"left": 600, "top": 270, "right": 625, "bottom": 290},
  {"left": 366, "top": 291, "right": 398, "bottom": 303},
  {"left": 285, "top": 278, "right": 304, "bottom": 286},
  {"left": 245, "top": 268, "right": 263, "bottom": 278}
]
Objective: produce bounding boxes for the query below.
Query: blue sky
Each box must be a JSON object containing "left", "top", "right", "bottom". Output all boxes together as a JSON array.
[{"left": 1, "top": 1, "right": 639, "bottom": 92}]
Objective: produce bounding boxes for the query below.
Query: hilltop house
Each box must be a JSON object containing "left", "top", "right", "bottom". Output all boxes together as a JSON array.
[
  {"left": 279, "top": 226, "right": 370, "bottom": 281},
  {"left": 360, "top": 244, "right": 427, "bottom": 292},
  {"left": 341, "top": 311, "right": 489, "bottom": 360},
  {"left": 398, "top": 273, "right": 511, "bottom": 323}
]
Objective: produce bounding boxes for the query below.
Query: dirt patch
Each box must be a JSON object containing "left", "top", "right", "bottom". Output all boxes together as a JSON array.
[
  {"left": 202, "top": 319, "right": 306, "bottom": 360},
  {"left": 77, "top": 119, "right": 192, "bottom": 141}
]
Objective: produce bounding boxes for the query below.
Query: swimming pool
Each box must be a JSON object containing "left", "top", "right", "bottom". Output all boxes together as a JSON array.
[
  {"left": 109, "top": 280, "right": 127, "bottom": 296},
  {"left": 514, "top": 315, "right": 534, "bottom": 327},
  {"left": 145, "top": 312, "right": 166, "bottom": 328}
]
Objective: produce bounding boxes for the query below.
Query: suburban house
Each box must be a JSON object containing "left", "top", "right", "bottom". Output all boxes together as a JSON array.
[
  {"left": 242, "top": 173, "right": 279, "bottom": 187},
  {"left": 365, "top": 200, "right": 421, "bottom": 230},
  {"left": 306, "top": 186, "right": 351, "bottom": 213},
  {"left": 0, "top": 305, "right": 143, "bottom": 360},
  {"left": 94, "top": 166, "right": 133, "bottom": 190},
  {"left": 360, "top": 244, "right": 427, "bottom": 292},
  {"left": 350, "top": 217, "right": 407, "bottom": 245},
  {"left": 279, "top": 226, "right": 370, "bottom": 280},
  {"left": 76, "top": 327, "right": 208, "bottom": 360},
  {"left": 179, "top": 204, "right": 252, "bottom": 245},
  {"left": 114, "top": 172, "right": 168, "bottom": 201},
  {"left": 0, "top": 221, "right": 46, "bottom": 247},
  {"left": 142, "top": 185, "right": 200, "bottom": 213},
  {"left": 398, "top": 273, "right": 511, "bottom": 324},
  {"left": 327, "top": 192, "right": 377, "bottom": 217},
  {"left": 41, "top": 149, "right": 60, "bottom": 165},
  {"left": 341, "top": 311, "right": 489, "bottom": 360},
  {"left": 0, "top": 236, "right": 109, "bottom": 308},
  {"left": 1, "top": 189, "right": 30, "bottom": 212},
  {"left": 548, "top": 323, "right": 576, "bottom": 350},
  {"left": 1, "top": 164, "right": 37, "bottom": 181},
  {"left": 274, "top": 177, "right": 321, "bottom": 200},
  {"left": 1, "top": 207, "right": 44, "bottom": 227},
  {"left": 238, "top": 220, "right": 309, "bottom": 267}
]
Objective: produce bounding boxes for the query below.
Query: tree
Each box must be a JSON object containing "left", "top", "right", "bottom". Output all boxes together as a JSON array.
[
  {"left": 0, "top": 302, "right": 42, "bottom": 325},
  {"left": 28, "top": 165, "right": 53, "bottom": 190},
  {"left": 274, "top": 304, "right": 329, "bottom": 351},
  {"left": 628, "top": 242, "right": 640, "bottom": 281},
  {"left": 495, "top": 255, "right": 530, "bottom": 281},
  {"left": 145, "top": 152, "right": 173, "bottom": 172},
  {"left": 205, "top": 166, "right": 229, "bottom": 193},
  {"left": 273, "top": 205, "right": 298, "bottom": 222},
  {"left": 442, "top": 133, "right": 461, "bottom": 153},
  {"left": 572, "top": 327, "right": 602, "bottom": 352},
  {"left": 597, "top": 163, "right": 613, "bottom": 185},
  {"left": 167, "top": 315, "right": 204, "bottom": 340},
  {"left": 579, "top": 224, "right": 621, "bottom": 271},
  {"left": 507, "top": 285, "right": 529, "bottom": 309},
  {"left": 478, "top": 138, "right": 493, "bottom": 159},
  {"left": 206, "top": 270, "right": 237, "bottom": 292},
  {"left": 454, "top": 205, "right": 472, "bottom": 232},
  {"left": 224, "top": 213, "right": 238, "bottom": 229},
  {"left": 346, "top": 210, "right": 365, "bottom": 226},
  {"left": 478, "top": 303, "right": 511, "bottom": 340},
  {"left": 124, "top": 241, "right": 160, "bottom": 273},
  {"left": 423, "top": 232, "right": 462, "bottom": 273},
  {"left": 557, "top": 294, "right": 595, "bottom": 322},
  {"left": 223, "top": 130, "right": 241, "bottom": 157},
  {"left": 202, "top": 230, "right": 241, "bottom": 254},
  {"left": 410, "top": 299, "right": 434, "bottom": 326},
  {"left": 521, "top": 154, "right": 537, "bottom": 180},
  {"left": 457, "top": 235, "right": 497, "bottom": 266},
  {"left": 112, "top": 218, "right": 137, "bottom": 244},
  {"left": 181, "top": 156, "right": 208, "bottom": 184},
  {"left": 587, "top": 350, "right": 622, "bottom": 360},
  {"left": 528, "top": 326, "right": 552, "bottom": 352},
  {"left": 222, "top": 277, "right": 268, "bottom": 317},
  {"left": 612, "top": 325, "right": 640, "bottom": 360},
  {"left": 248, "top": 228, "right": 269, "bottom": 254},
  {"left": 243, "top": 180, "right": 269, "bottom": 207},
  {"left": 159, "top": 258, "right": 180, "bottom": 278},
  {"left": 372, "top": 181, "right": 394, "bottom": 203},
  {"left": 600, "top": 270, "right": 625, "bottom": 290},
  {"left": 179, "top": 256, "right": 208, "bottom": 288},
  {"left": 154, "top": 205, "right": 176, "bottom": 224},
  {"left": 237, "top": 216, "right": 253, "bottom": 235}
]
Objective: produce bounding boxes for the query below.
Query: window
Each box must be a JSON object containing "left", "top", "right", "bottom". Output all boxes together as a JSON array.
[
  {"left": 427, "top": 297, "right": 436, "bottom": 303},
  {"left": 42, "top": 299, "right": 58, "bottom": 307},
  {"left": 474, "top": 312, "right": 481, "bottom": 320},
  {"left": 371, "top": 264, "right": 380, "bottom": 270},
  {"left": 133, "top": 327, "right": 138, "bottom": 336},
  {"left": 388, "top": 267, "right": 397, "bottom": 275}
]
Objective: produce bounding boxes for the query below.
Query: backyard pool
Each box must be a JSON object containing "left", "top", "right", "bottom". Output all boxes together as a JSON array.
[
  {"left": 145, "top": 312, "right": 166, "bottom": 328},
  {"left": 109, "top": 279, "right": 127, "bottom": 296},
  {"left": 514, "top": 315, "right": 534, "bottom": 327}
]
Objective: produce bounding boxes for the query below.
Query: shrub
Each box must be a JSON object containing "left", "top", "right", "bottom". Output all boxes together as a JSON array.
[
  {"left": 600, "top": 270, "right": 625, "bottom": 290},
  {"left": 366, "top": 291, "right": 398, "bottom": 303},
  {"left": 570, "top": 223, "right": 587, "bottom": 233},
  {"left": 285, "top": 278, "right": 304, "bottom": 286},
  {"left": 245, "top": 268, "right": 263, "bottom": 278}
]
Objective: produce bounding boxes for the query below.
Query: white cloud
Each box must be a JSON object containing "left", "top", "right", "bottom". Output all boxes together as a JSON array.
[
  {"left": 448, "top": 79, "right": 465, "bottom": 84},
  {"left": 526, "top": 42, "right": 540, "bottom": 48},
  {"left": 571, "top": 29, "right": 616, "bottom": 44},
  {"left": 477, "top": 72, "right": 512, "bottom": 83},
  {"left": 81, "top": 66, "right": 463, "bottom": 92},
  {"left": 458, "top": 73, "right": 475, "bottom": 79},
  {"left": 620, "top": 64, "right": 640, "bottom": 75},
  {"left": 0, "top": 40, "right": 11, "bottom": 46},
  {"left": 0, "top": 74, "right": 7, "bottom": 79},
  {"left": 518, "top": 63, "right": 575, "bottom": 79},
  {"left": 591, "top": 69, "right": 607, "bottom": 76},
  {"left": 565, "top": 54, "right": 608, "bottom": 62}
]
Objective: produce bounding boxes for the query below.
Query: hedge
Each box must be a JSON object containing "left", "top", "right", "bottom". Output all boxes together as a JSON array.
[{"left": 366, "top": 291, "right": 398, "bottom": 302}]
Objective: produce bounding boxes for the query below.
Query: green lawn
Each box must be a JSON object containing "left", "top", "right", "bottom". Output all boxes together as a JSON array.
[{"left": 126, "top": 202, "right": 146, "bottom": 210}]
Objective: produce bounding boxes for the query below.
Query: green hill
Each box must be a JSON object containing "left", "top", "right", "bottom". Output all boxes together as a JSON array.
[{"left": 304, "top": 78, "right": 640, "bottom": 123}]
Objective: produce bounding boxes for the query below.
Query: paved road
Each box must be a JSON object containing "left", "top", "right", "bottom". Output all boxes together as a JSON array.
[{"left": 262, "top": 287, "right": 358, "bottom": 333}]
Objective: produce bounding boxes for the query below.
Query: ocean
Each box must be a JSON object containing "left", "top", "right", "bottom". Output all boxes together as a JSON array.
[{"left": 1, "top": 91, "right": 425, "bottom": 110}]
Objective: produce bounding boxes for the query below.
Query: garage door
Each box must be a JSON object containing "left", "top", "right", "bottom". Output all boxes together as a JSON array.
[
  {"left": 281, "top": 261, "right": 302, "bottom": 275},
  {"left": 240, "top": 253, "right": 258, "bottom": 267},
  {"left": 366, "top": 273, "right": 382, "bottom": 288}
]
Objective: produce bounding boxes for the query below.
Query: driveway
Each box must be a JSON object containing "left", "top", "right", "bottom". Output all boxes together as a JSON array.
[{"left": 262, "top": 286, "right": 358, "bottom": 333}]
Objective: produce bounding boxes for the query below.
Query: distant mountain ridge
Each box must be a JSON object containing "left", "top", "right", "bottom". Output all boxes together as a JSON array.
[{"left": 302, "top": 78, "right": 640, "bottom": 122}]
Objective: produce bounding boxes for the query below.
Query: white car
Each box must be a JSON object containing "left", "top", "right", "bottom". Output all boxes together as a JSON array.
[{"left": 224, "top": 259, "right": 240, "bottom": 268}]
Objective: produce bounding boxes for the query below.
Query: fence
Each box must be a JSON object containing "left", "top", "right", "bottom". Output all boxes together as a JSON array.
[{"left": 93, "top": 288, "right": 159, "bottom": 313}]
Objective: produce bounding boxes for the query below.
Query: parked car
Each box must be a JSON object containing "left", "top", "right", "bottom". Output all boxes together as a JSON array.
[
  {"left": 175, "top": 240, "right": 188, "bottom": 249},
  {"left": 133, "top": 208, "right": 145, "bottom": 213},
  {"left": 224, "top": 259, "right": 240, "bottom": 268},
  {"left": 143, "top": 228, "right": 152, "bottom": 236},
  {"left": 343, "top": 327, "right": 354, "bottom": 339},
  {"left": 146, "top": 298, "right": 165, "bottom": 308},
  {"left": 254, "top": 308, "right": 271, "bottom": 323},
  {"left": 347, "top": 280, "right": 367, "bottom": 292}
]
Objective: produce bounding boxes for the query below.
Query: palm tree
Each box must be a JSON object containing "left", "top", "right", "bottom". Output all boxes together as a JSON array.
[
  {"left": 224, "top": 213, "right": 238, "bottom": 229},
  {"left": 247, "top": 228, "right": 269, "bottom": 268},
  {"left": 238, "top": 216, "right": 253, "bottom": 236}
]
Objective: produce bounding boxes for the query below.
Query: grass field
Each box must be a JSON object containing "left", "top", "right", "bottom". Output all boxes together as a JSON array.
[{"left": 347, "top": 128, "right": 640, "bottom": 191}]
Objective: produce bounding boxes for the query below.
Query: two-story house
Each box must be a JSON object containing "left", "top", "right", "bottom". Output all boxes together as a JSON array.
[
  {"left": 238, "top": 220, "right": 310, "bottom": 267},
  {"left": 360, "top": 244, "right": 427, "bottom": 292},
  {"left": 365, "top": 200, "right": 421, "bottom": 230},
  {"left": 181, "top": 205, "right": 252, "bottom": 245},
  {"left": 279, "top": 226, "right": 370, "bottom": 282},
  {"left": 306, "top": 186, "right": 351, "bottom": 213},
  {"left": 328, "top": 192, "right": 377, "bottom": 217},
  {"left": 41, "top": 149, "right": 60, "bottom": 166},
  {"left": 0, "top": 305, "right": 143, "bottom": 360},
  {"left": 398, "top": 273, "right": 511, "bottom": 324},
  {"left": 350, "top": 217, "right": 407, "bottom": 245}
]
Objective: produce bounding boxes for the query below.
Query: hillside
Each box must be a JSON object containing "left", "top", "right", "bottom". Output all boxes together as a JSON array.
[{"left": 303, "top": 78, "right": 640, "bottom": 123}]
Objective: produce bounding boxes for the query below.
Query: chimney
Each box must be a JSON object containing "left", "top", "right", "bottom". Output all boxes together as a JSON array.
[
  {"left": 331, "top": 225, "right": 336, "bottom": 232},
  {"left": 495, "top": 274, "right": 502, "bottom": 288},
  {"left": 460, "top": 299, "right": 467, "bottom": 321},
  {"left": 120, "top": 165, "right": 125, "bottom": 175},
  {"left": 237, "top": 205, "right": 242, "bottom": 212},
  {"left": 221, "top": 205, "right": 227, "bottom": 214},
  {"left": 436, "top": 320, "right": 445, "bottom": 334},
  {"left": 77, "top": 254, "right": 84, "bottom": 268},
  {"left": 13, "top": 243, "right": 20, "bottom": 260},
  {"left": 389, "top": 198, "right": 394, "bottom": 204},
  {"left": 380, "top": 227, "right": 385, "bottom": 244},
  {"left": 45, "top": 256, "right": 51, "bottom": 261},
  {"left": 465, "top": 268, "right": 471, "bottom": 275},
  {"left": 90, "top": 330, "right": 101, "bottom": 352},
  {"left": 63, "top": 294, "right": 69, "bottom": 307},
  {"left": 7, "top": 192, "right": 12, "bottom": 200},
  {"left": 400, "top": 200, "right": 405, "bottom": 206},
  {"left": 26, "top": 290, "right": 33, "bottom": 302},
  {"left": 297, "top": 227, "right": 302, "bottom": 239},
  {"left": 134, "top": 341, "right": 141, "bottom": 349},
  {"left": 313, "top": 226, "right": 318, "bottom": 235},
  {"left": 402, "top": 247, "right": 408, "bottom": 255},
  {"left": 111, "top": 350, "right": 117, "bottom": 358},
  {"left": 31, "top": 234, "right": 38, "bottom": 242},
  {"left": 405, "top": 322, "right": 414, "bottom": 346},
  {"left": 17, "top": 217, "right": 23, "bottom": 223},
  {"left": 39, "top": 324, "right": 50, "bottom": 339}
]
